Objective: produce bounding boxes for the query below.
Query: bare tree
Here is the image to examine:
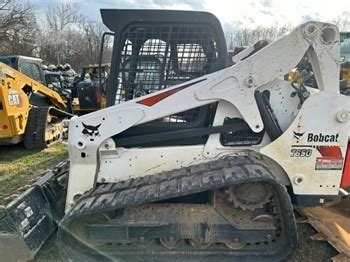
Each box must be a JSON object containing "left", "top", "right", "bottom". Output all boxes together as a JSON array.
[
  {"left": 225, "top": 30, "right": 235, "bottom": 50},
  {"left": 0, "top": 0, "right": 9, "bottom": 10},
  {"left": 0, "top": 0, "right": 38, "bottom": 55},
  {"left": 63, "top": 20, "right": 111, "bottom": 70},
  {"left": 39, "top": 2, "right": 85, "bottom": 65},
  {"left": 45, "top": 2, "right": 83, "bottom": 31},
  {"left": 81, "top": 20, "right": 105, "bottom": 63},
  {"left": 38, "top": 2, "right": 110, "bottom": 71},
  {"left": 226, "top": 25, "right": 292, "bottom": 48},
  {"left": 331, "top": 12, "right": 350, "bottom": 32}
]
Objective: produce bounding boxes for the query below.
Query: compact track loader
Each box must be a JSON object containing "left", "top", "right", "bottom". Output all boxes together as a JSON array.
[
  {"left": 0, "top": 56, "right": 72, "bottom": 149},
  {"left": 1, "top": 9, "right": 349, "bottom": 262},
  {"left": 55, "top": 10, "right": 350, "bottom": 261}
]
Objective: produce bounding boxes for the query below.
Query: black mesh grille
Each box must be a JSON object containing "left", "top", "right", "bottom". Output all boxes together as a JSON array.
[{"left": 116, "top": 23, "right": 219, "bottom": 123}]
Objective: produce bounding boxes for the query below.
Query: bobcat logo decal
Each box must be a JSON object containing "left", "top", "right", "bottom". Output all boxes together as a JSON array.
[
  {"left": 293, "top": 131, "right": 305, "bottom": 143},
  {"left": 293, "top": 119, "right": 304, "bottom": 143},
  {"left": 82, "top": 122, "right": 101, "bottom": 141}
]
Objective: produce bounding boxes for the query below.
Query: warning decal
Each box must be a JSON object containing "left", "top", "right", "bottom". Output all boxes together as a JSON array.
[{"left": 315, "top": 157, "right": 343, "bottom": 170}]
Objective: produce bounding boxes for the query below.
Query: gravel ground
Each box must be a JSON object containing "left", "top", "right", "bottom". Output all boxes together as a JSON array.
[
  {"left": 287, "top": 222, "right": 337, "bottom": 261},
  {"left": 34, "top": 211, "right": 338, "bottom": 262}
]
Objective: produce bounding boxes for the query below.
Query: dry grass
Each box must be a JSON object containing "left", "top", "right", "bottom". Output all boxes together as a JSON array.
[{"left": 0, "top": 143, "right": 68, "bottom": 205}]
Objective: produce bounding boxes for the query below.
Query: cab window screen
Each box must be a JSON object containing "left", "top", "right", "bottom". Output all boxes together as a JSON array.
[
  {"left": 116, "top": 23, "right": 219, "bottom": 124},
  {"left": 20, "top": 63, "right": 43, "bottom": 83}
]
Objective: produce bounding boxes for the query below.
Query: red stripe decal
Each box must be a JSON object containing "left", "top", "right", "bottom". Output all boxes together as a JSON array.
[
  {"left": 136, "top": 78, "right": 206, "bottom": 107},
  {"left": 341, "top": 142, "right": 350, "bottom": 190},
  {"left": 316, "top": 146, "right": 342, "bottom": 158}
]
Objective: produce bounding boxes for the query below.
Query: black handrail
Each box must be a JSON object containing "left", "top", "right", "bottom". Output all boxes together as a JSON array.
[{"left": 99, "top": 32, "right": 115, "bottom": 96}]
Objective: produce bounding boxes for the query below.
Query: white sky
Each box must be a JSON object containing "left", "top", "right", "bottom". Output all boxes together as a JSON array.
[
  {"left": 34, "top": 0, "right": 350, "bottom": 29},
  {"left": 203, "top": 0, "right": 349, "bottom": 28}
]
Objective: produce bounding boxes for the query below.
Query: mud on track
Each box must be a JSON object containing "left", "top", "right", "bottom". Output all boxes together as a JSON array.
[{"left": 34, "top": 212, "right": 338, "bottom": 262}]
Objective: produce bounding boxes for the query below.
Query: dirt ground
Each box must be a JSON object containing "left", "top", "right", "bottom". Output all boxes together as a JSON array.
[
  {"left": 34, "top": 217, "right": 338, "bottom": 261},
  {"left": 288, "top": 221, "right": 338, "bottom": 261}
]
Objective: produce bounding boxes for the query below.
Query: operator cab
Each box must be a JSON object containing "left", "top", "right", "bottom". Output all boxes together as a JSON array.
[
  {"left": 0, "top": 55, "right": 46, "bottom": 85},
  {"left": 99, "top": 9, "right": 264, "bottom": 147},
  {"left": 0, "top": 55, "right": 56, "bottom": 107},
  {"left": 74, "top": 63, "right": 110, "bottom": 111}
]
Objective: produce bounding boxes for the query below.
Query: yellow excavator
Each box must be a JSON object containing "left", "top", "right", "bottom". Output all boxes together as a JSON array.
[{"left": 0, "top": 56, "right": 72, "bottom": 150}]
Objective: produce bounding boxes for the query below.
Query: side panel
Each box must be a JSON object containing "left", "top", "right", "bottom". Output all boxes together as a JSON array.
[
  {"left": 0, "top": 64, "right": 29, "bottom": 141},
  {"left": 97, "top": 81, "right": 298, "bottom": 184},
  {"left": 261, "top": 91, "right": 350, "bottom": 195}
]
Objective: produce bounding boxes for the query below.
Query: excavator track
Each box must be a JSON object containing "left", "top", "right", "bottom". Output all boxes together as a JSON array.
[
  {"left": 24, "top": 107, "right": 69, "bottom": 150},
  {"left": 58, "top": 156, "right": 298, "bottom": 261}
]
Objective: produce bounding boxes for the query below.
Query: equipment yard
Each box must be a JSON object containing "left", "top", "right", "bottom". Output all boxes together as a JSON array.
[{"left": 0, "top": 1, "right": 349, "bottom": 262}]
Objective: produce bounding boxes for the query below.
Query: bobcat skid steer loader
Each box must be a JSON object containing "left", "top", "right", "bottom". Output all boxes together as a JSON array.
[
  {"left": 56, "top": 10, "right": 349, "bottom": 261},
  {"left": 1, "top": 9, "right": 349, "bottom": 262}
]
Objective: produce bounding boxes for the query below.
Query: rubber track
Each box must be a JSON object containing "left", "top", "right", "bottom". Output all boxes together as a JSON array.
[
  {"left": 24, "top": 107, "right": 49, "bottom": 150},
  {"left": 58, "top": 155, "right": 298, "bottom": 261}
]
